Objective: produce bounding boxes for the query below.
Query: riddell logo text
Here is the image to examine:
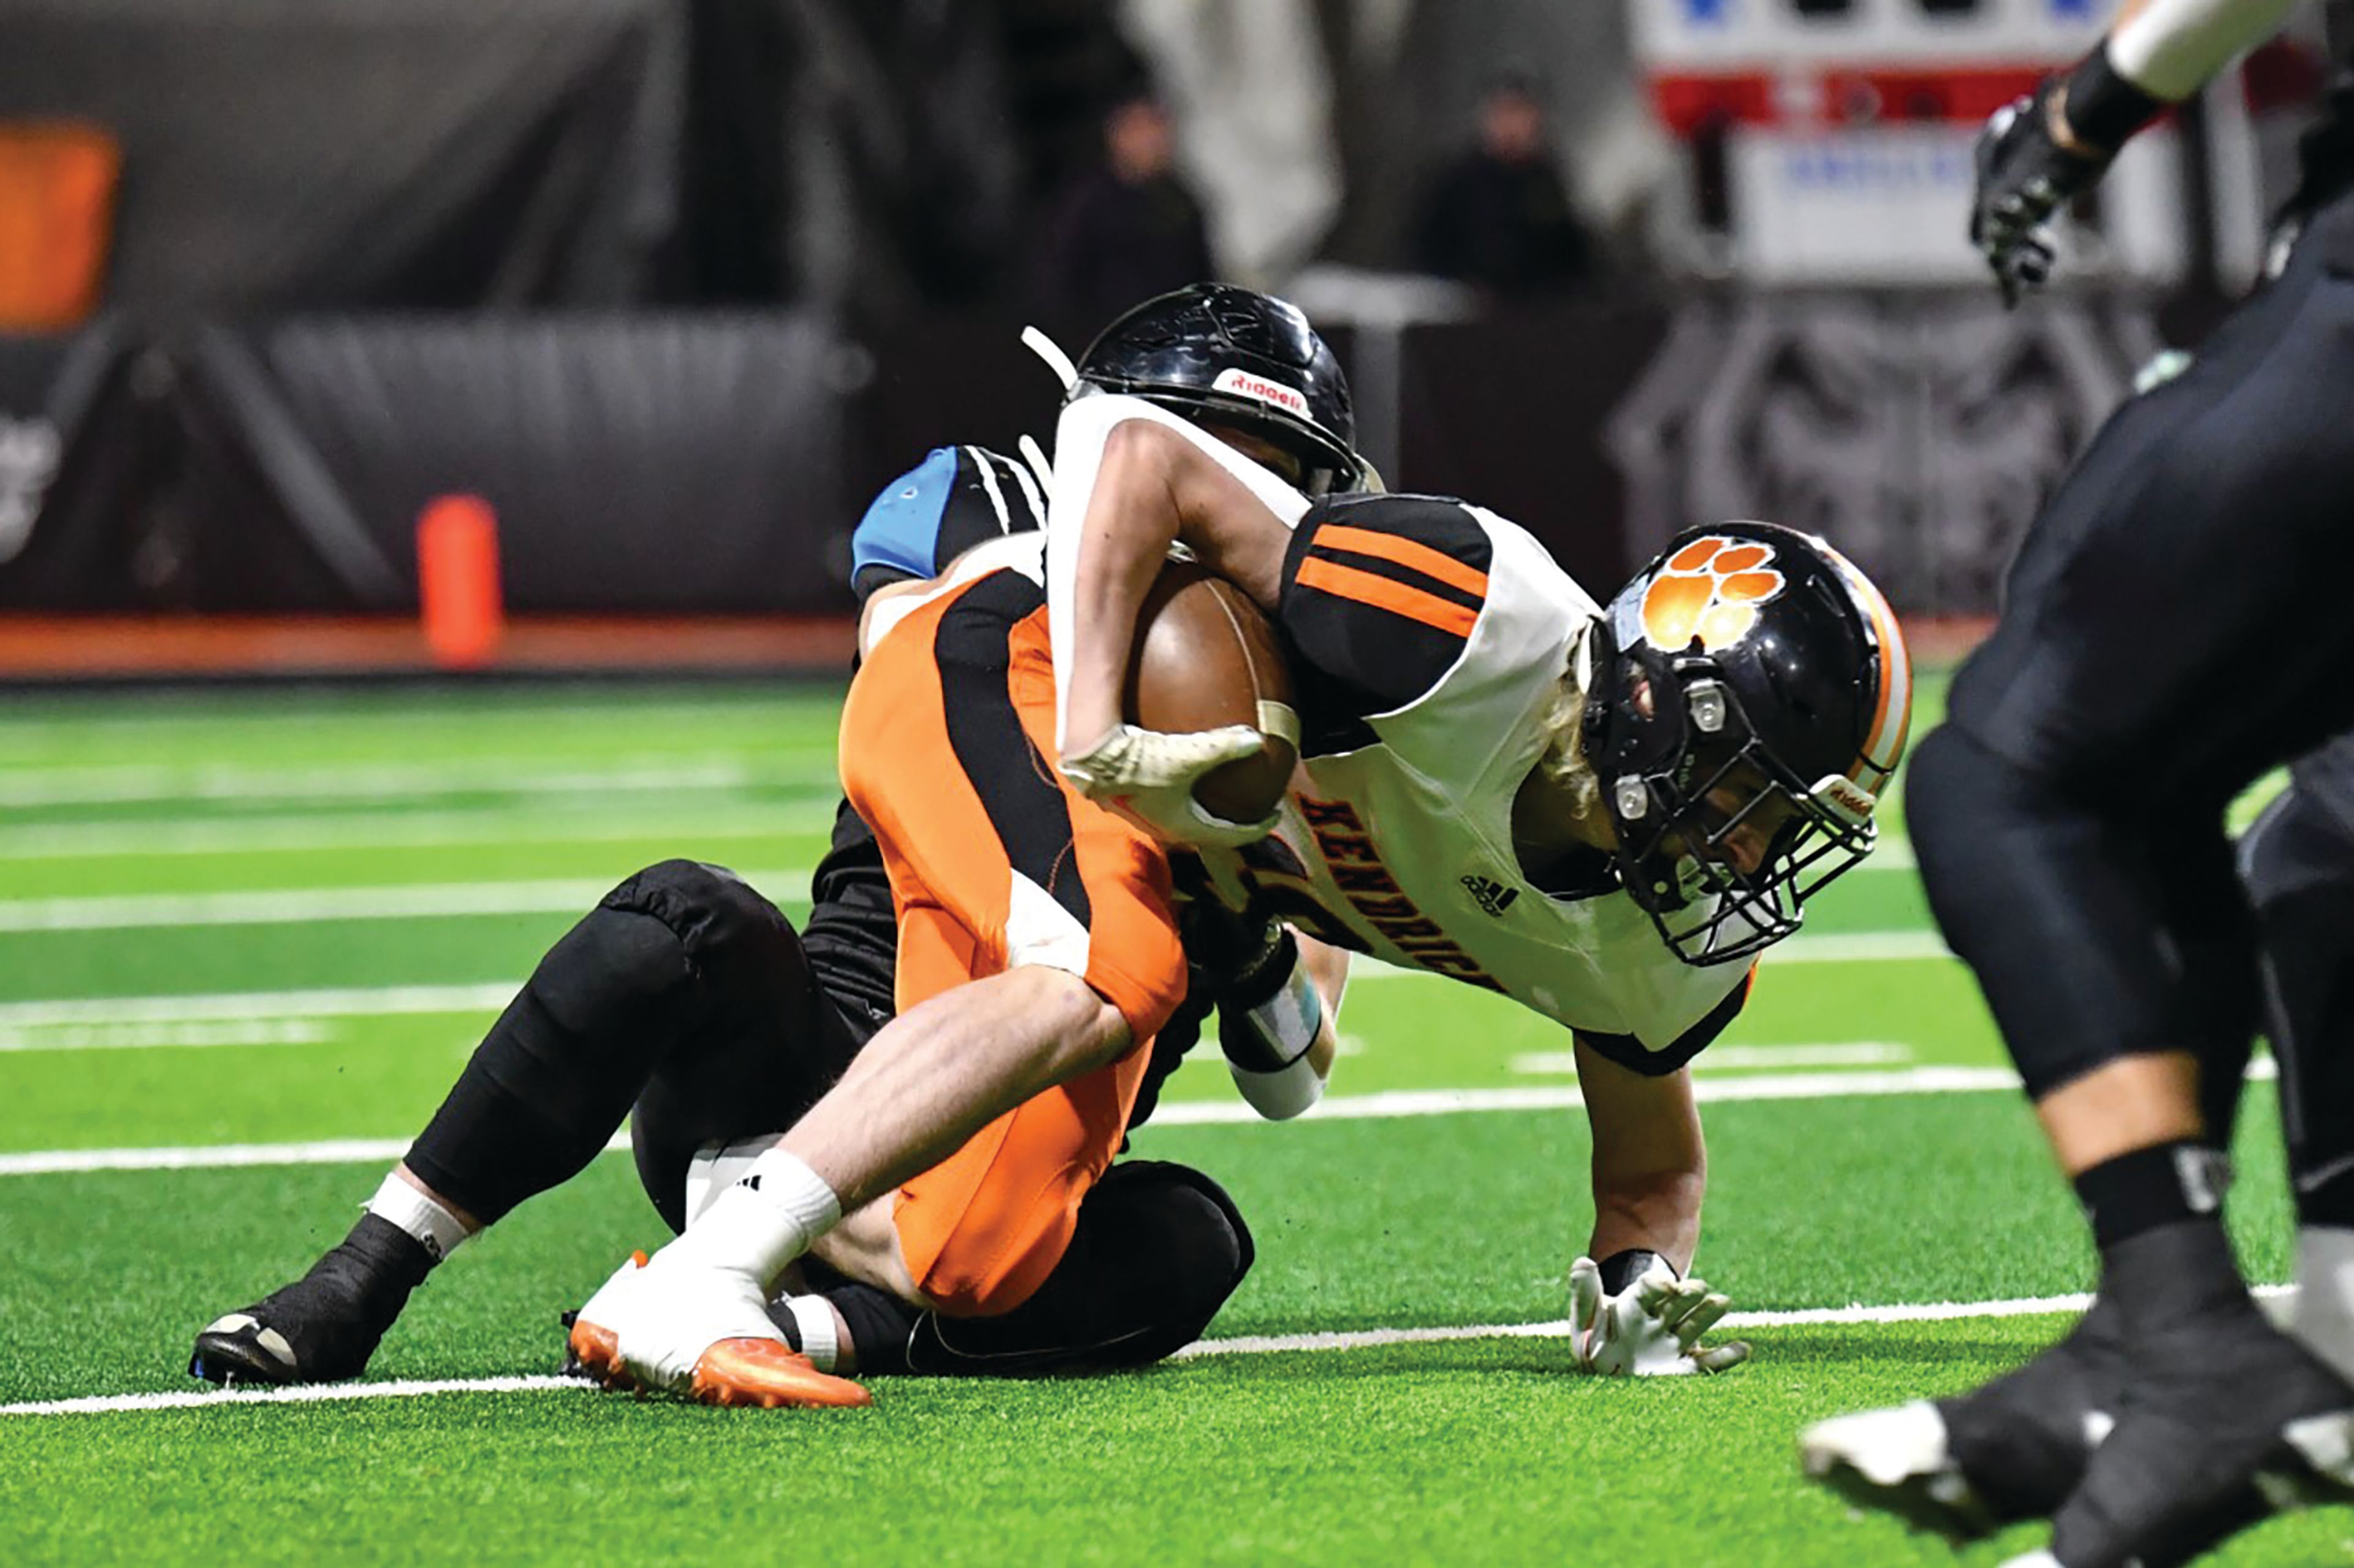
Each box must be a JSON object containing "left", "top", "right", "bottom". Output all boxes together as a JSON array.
[{"left": 1213, "top": 368, "right": 1308, "bottom": 416}]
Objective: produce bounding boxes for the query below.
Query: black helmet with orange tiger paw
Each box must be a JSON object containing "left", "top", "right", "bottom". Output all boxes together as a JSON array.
[{"left": 1583, "top": 520, "right": 1913, "bottom": 966}]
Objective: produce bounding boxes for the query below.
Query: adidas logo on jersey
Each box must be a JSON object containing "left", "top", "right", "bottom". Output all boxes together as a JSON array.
[{"left": 1460, "top": 874, "right": 1519, "bottom": 918}]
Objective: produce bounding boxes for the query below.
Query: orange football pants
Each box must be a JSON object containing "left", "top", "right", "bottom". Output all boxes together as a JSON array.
[{"left": 839, "top": 565, "right": 1186, "bottom": 1317}]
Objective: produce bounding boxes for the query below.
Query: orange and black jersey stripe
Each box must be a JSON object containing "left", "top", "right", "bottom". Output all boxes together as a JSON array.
[{"left": 1279, "top": 494, "right": 1493, "bottom": 750}]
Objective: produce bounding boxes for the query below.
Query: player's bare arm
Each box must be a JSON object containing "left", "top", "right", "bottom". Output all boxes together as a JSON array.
[
  {"left": 1059, "top": 414, "right": 1292, "bottom": 756},
  {"left": 1576, "top": 1039, "right": 1704, "bottom": 1272},
  {"left": 1567, "top": 1040, "right": 1748, "bottom": 1376}
]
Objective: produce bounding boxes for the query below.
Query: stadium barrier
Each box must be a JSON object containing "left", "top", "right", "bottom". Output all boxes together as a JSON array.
[{"left": 0, "top": 291, "right": 2191, "bottom": 678}]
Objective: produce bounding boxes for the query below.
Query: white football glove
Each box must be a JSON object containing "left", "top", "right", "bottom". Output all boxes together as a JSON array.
[
  {"left": 1058, "top": 723, "right": 1275, "bottom": 849},
  {"left": 1569, "top": 1252, "right": 1751, "bottom": 1377}
]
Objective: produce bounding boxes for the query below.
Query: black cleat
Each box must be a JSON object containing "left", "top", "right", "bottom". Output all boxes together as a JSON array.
[
  {"left": 2036, "top": 1320, "right": 2354, "bottom": 1568},
  {"left": 1801, "top": 1293, "right": 2127, "bottom": 1541},
  {"left": 189, "top": 1214, "right": 432, "bottom": 1387}
]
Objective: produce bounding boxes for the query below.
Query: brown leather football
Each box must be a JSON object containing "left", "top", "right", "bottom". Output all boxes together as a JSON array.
[{"left": 1122, "top": 559, "right": 1298, "bottom": 827}]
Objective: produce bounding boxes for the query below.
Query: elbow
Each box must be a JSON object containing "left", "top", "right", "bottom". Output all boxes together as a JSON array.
[{"left": 1095, "top": 416, "right": 1189, "bottom": 498}]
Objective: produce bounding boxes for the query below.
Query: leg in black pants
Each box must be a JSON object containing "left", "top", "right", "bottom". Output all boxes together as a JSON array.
[
  {"left": 1805, "top": 192, "right": 2354, "bottom": 1560},
  {"left": 192, "top": 860, "right": 866, "bottom": 1387}
]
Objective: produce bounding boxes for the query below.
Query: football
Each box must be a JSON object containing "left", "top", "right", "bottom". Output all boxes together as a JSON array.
[{"left": 1124, "top": 558, "right": 1299, "bottom": 828}]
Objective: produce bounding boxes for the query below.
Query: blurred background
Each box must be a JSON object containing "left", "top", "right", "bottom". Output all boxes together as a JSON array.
[{"left": 0, "top": 0, "right": 2341, "bottom": 679}]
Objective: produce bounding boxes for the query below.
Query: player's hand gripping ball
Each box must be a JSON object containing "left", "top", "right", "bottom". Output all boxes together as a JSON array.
[{"left": 1061, "top": 561, "right": 1298, "bottom": 850}]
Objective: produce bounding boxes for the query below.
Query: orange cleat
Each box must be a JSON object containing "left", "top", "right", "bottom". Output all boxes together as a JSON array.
[
  {"left": 566, "top": 1249, "right": 873, "bottom": 1409},
  {"left": 689, "top": 1339, "right": 872, "bottom": 1409}
]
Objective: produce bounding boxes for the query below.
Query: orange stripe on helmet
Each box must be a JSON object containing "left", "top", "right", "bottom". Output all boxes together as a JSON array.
[
  {"left": 1295, "top": 557, "right": 1479, "bottom": 638},
  {"left": 1816, "top": 543, "right": 1912, "bottom": 791},
  {"left": 1312, "top": 525, "right": 1490, "bottom": 600}
]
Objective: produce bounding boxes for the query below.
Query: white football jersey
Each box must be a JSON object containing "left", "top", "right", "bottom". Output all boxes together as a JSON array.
[
  {"left": 1195, "top": 493, "right": 1751, "bottom": 1062},
  {"left": 1042, "top": 394, "right": 1753, "bottom": 1068}
]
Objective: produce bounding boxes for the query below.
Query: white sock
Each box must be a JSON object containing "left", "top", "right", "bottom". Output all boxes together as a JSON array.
[
  {"left": 665, "top": 1147, "right": 841, "bottom": 1285},
  {"left": 2292, "top": 1226, "right": 2354, "bottom": 1382},
  {"left": 779, "top": 1295, "right": 840, "bottom": 1371},
  {"left": 365, "top": 1171, "right": 471, "bottom": 1263}
]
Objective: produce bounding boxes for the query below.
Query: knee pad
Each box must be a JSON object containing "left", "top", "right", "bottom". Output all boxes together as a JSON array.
[
  {"left": 891, "top": 1160, "right": 1254, "bottom": 1377},
  {"left": 1092, "top": 1159, "right": 1255, "bottom": 1295},
  {"left": 604, "top": 859, "right": 796, "bottom": 978},
  {"left": 495, "top": 859, "right": 782, "bottom": 1111},
  {"left": 410, "top": 860, "right": 819, "bottom": 1228}
]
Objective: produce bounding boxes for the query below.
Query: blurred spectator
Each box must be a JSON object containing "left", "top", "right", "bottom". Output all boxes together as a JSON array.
[
  {"left": 1031, "top": 87, "right": 1215, "bottom": 338},
  {"left": 1413, "top": 74, "right": 1596, "bottom": 299}
]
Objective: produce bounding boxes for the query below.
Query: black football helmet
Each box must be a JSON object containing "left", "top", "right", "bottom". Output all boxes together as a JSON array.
[
  {"left": 1582, "top": 521, "right": 1913, "bottom": 966},
  {"left": 1072, "top": 283, "right": 1363, "bottom": 496}
]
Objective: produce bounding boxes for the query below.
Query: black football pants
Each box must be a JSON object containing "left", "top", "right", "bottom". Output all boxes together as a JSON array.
[
  {"left": 1908, "top": 185, "right": 2354, "bottom": 1122},
  {"left": 398, "top": 858, "right": 1251, "bottom": 1372}
]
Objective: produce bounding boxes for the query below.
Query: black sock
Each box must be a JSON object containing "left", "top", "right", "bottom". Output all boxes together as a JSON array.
[
  {"left": 2075, "top": 1144, "right": 2255, "bottom": 1330},
  {"left": 311, "top": 1212, "right": 437, "bottom": 1330},
  {"left": 2073, "top": 1141, "right": 2230, "bottom": 1250},
  {"left": 820, "top": 1284, "right": 921, "bottom": 1375}
]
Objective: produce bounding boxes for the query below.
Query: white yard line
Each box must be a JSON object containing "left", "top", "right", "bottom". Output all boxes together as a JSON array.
[
  {"left": 0, "top": 807, "right": 839, "bottom": 861},
  {"left": 0, "top": 873, "right": 807, "bottom": 932},
  {"left": 0, "top": 1284, "right": 2292, "bottom": 1419},
  {"left": 0, "top": 983, "right": 524, "bottom": 1027},
  {"left": 0, "top": 761, "right": 772, "bottom": 809},
  {"left": 0, "top": 1376, "right": 584, "bottom": 1418},
  {"left": 9, "top": 1061, "right": 2276, "bottom": 1174},
  {"left": 0, "top": 1068, "right": 2029, "bottom": 1176},
  {"left": 1511, "top": 1043, "right": 1914, "bottom": 1075},
  {"left": 1146, "top": 1068, "right": 2025, "bottom": 1124},
  {"left": 0, "top": 1020, "right": 332, "bottom": 1052}
]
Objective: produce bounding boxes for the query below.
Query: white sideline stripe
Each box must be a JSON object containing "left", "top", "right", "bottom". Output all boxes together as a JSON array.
[
  {"left": 0, "top": 983, "right": 524, "bottom": 1027},
  {"left": 0, "top": 1020, "right": 332, "bottom": 1052},
  {"left": 0, "top": 1132, "right": 634, "bottom": 1177},
  {"left": 1176, "top": 1285, "right": 2295, "bottom": 1359},
  {"left": 1511, "top": 1043, "right": 1913, "bottom": 1075},
  {"left": 0, "top": 873, "right": 806, "bottom": 932},
  {"left": 0, "top": 1068, "right": 2033, "bottom": 1175},
  {"left": 0, "top": 806, "right": 840, "bottom": 861},
  {"left": 0, "top": 1376, "right": 584, "bottom": 1418},
  {"left": 0, "top": 934, "right": 1955, "bottom": 1027},
  {"left": 0, "top": 761, "right": 768, "bottom": 809},
  {"left": 1145, "top": 1067, "right": 2022, "bottom": 1124},
  {"left": 1, "top": 1284, "right": 2295, "bottom": 1418}
]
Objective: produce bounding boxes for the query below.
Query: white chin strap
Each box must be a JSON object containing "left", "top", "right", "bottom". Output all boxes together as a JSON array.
[{"left": 1020, "top": 325, "right": 1079, "bottom": 391}]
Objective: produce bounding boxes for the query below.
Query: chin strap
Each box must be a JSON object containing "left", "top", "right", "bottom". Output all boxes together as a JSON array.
[{"left": 1020, "top": 324, "right": 1079, "bottom": 391}]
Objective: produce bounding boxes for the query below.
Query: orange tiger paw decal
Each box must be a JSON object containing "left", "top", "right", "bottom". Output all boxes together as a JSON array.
[{"left": 1640, "top": 535, "right": 1787, "bottom": 652}]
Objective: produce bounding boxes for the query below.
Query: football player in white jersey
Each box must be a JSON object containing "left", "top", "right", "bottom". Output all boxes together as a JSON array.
[
  {"left": 1047, "top": 358, "right": 1912, "bottom": 1380},
  {"left": 562, "top": 284, "right": 1908, "bottom": 1403}
]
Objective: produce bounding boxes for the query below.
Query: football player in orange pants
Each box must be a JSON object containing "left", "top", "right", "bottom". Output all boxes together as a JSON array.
[
  {"left": 568, "top": 283, "right": 1907, "bottom": 1404},
  {"left": 190, "top": 441, "right": 1270, "bottom": 1395}
]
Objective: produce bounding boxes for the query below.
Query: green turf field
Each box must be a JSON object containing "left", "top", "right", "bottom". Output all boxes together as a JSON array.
[{"left": 1, "top": 680, "right": 2342, "bottom": 1565}]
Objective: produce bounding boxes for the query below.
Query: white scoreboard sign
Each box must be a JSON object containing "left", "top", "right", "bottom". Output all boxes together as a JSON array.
[{"left": 1627, "top": 0, "right": 2222, "bottom": 285}]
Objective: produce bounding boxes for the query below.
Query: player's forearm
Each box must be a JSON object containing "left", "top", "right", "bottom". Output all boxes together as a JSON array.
[
  {"left": 1046, "top": 396, "right": 1304, "bottom": 756},
  {"left": 1578, "top": 1042, "right": 1707, "bottom": 1272},
  {"left": 2105, "top": 0, "right": 2299, "bottom": 102},
  {"left": 1057, "top": 419, "right": 1189, "bottom": 754},
  {"left": 1588, "top": 1168, "right": 1704, "bottom": 1276}
]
